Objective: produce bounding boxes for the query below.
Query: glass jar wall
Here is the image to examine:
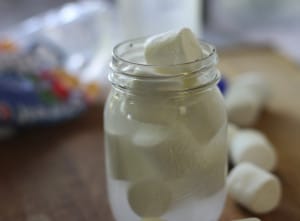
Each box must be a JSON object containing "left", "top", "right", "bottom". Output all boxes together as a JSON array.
[{"left": 104, "top": 38, "right": 228, "bottom": 221}]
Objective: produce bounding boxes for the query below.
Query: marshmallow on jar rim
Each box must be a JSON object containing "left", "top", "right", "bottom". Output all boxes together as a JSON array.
[
  {"left": 227, "top": 163, "right": 282, "bottom": 214},
  {"left": 123, "top": 67, "right": 182, "bottom": 93},
  {"left": 229, "top": 129, "right": 277, "bottom": 171},
  {"left": 144, "top": 28, "right": 204, "bottom": 75}
]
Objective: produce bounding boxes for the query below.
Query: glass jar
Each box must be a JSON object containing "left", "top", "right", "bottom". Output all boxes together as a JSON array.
[{"left": 104, "top": 38, "right": 228, "bottom": 221}]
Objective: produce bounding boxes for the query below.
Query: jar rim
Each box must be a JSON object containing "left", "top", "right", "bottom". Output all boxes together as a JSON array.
[{"left": 111, "top": 36, "right": 217, "bottom": 79}]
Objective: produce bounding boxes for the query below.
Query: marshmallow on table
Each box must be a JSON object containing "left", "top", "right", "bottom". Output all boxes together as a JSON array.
[
  {"left": 233, "top": 218, "right": 261, "bottom": 221},
  {"left": 227, "top": 163, "right": 282, "bottom": 214},
  {"left": 233, "top": 73, "right": 269, "bottom": 100},
  {"left": 229, "top": 129, "right": 277, "bottom": 171},
  {"left": 225, "top": 72, "right": 269, "bottom": 126}
]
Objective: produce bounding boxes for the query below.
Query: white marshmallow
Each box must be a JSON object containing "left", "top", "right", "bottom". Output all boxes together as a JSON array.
[
  {"left": 144, "top": 28, "right": 203, "bottom": 73},
  {"left": 227, "top": 123, "right": 239, "bottom": 145},
  {"left": 233, "top": 73, "right": 269, "bottom": 102},
  {"left": 229, "top": 129, "right": 277, "bottom": 171},
  {"left": 132, "top": 123, "right": 170, "bottom": 148},
  {"left": 132, "top": 122, "right": 227, "bottom": 199},
  {"left": 180, "top": 87, "right": 227, "bottom": 145},
  {"left": 105, "top": 132, "right": 159, "bottom": 181},
  {"left": 138, "top": 124, "right": 203, "bottom": 179},
  {"left": 128, "top": 179, "right": 172, "bottom": 217},
  {"left": 226, "top": 90, "right": 260, "bottom": 126},
  {"left": 120, "top": 97, "right": 177, "bottom": 124},
  {"left": 166, "top": 123, "right": 227, "bottom": 200},
  {"left": 225, "top": 72, "right": 269, "bottom": 126},
  {"left": 227, "top": 163, "right": 282, "bottom": 214},
  {"left": 233, "top": 218, "right": 261, "bottom": 221},
  {"left": 104, "top": 91, "right": 140, "bottom": 136}
]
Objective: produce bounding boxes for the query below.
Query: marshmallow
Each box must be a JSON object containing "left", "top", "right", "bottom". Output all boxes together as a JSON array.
[
  {"left": 128, "top": 179, "right": 172, "bottom": 217},
  {"left": 105, "top": 132, "right": 158, "bottom": 181},
  {"left": 233, "top": 73, "right": 269, "bottom": 101},
  {"left": 132, "top": 123, "right": 170, "bottom": 148},
  {"left": 233, "top": 218, "right": 261, "bottom": 221},
  {"left": 169, "top": 126, "right": 227, "bottom": 200},
  {"left": 119, "top": 69, "right": 181, "bottom": 123},
  {"left": 144, "top": 28, "right": 203, "bottom": 66},
  {"left": 133, "top": 122, "right": 227, "bottom": 199},
  {"left": 227, "top": 123, "right": 239, "bottom": 144},
  {"left": 180, "top": 87, "right": 227, "bottom": 145},
  {"left": 106, "top": 87, "right": 176, "bottom": 125},
  {"left": 229, "top": 129, "right": 277, "bottom": 171},
  {"left": 104, "top": 91, "right": 139, "bottom": 136},
  {"left": 141, "top": 124, "right": 203, "bottom": 179},
  {"left": 227, "top": 163, "right": 282, "bottom": 214},
  {"left": 225, "top": 73, "right": 269, "bottom": 126},
  {"left": 120, "top": 95, "right": 177, "bottom": 124}
]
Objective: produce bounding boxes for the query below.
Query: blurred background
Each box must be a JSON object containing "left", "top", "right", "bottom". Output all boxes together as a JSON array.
[
  {"left": 0, "top": 0, "right": 299, "bottom": 134},
  {"left": 1, "top": 0, "right": 300, "bottom": 57}
]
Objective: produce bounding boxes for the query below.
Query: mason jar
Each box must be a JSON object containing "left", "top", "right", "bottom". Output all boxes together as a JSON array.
[{"left": 104, "top": 38, "right": 228, "bottom": 221}]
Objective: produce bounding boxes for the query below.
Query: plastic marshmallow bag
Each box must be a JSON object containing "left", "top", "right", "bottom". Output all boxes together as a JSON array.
[{"left": 0, "top": 1, "right": 114, "bottom": 138}]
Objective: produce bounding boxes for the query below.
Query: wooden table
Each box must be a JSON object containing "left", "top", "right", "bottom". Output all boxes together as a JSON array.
[{"left": 1, "top": 47, "right": 300, "bottom": 221}]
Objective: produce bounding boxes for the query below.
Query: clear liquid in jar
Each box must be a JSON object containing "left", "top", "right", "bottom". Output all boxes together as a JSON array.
[{"left": 104, "top": 88, "right": 227, "bottom": 221}]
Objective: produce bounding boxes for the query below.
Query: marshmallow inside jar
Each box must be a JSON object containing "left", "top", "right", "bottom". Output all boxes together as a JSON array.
[
  {"left": 105, "top": 131, "right": 160, "bottom": 181},
  {"left": 141, "top": 27, "right": 227, "bottom": 188},
  {"left": 118, "top": 28, "right": 224, "bottom": 133},
  {"left": 144, "top": 28, "right": 226, "bottom": 144}
]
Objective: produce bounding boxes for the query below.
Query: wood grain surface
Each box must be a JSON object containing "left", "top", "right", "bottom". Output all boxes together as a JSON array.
[{"left": 0, "top": 47, "right": 300, "bottom": 221}]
